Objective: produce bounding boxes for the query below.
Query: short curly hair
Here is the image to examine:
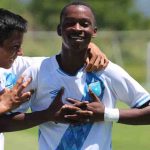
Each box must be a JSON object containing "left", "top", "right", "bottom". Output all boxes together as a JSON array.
[
  {"left": 60, "top": 1, "right": 96, "bottom": 27},
  {"left": 0, "top": 8, "right": 27, "bottom": 46}
]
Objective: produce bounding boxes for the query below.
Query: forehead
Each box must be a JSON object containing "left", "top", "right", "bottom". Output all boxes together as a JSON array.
[
  {"left": 3, "top": 31, "right": 23, "bottom": 46},
  {"left": 6, "top": 31, "right": 24, "bottom": 42},
  {"left": 62, "top": 5, "right": 94, "bottom": 21}
]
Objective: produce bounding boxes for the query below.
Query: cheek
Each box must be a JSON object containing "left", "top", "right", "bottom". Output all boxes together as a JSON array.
[
  {"left": 0, "top": 57, "right": 8, "bottom": 68},
  {"left": 0, "top": 50, "right": 11, "bottom": 67}
]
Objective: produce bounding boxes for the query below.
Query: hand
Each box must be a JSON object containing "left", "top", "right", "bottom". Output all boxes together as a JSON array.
[
  {"left": 0, "top": 76, "right": 32, "bottom": 114},
  {"left": 65, "top": 89, "right": 105, "bottom": 123},
  {"left": 65, "top": 98, "right": 93, "bottom": 123},
  {"left": 85, "top": 42, "right": 109, "bottom": 72},
  {"left": 46, "top": 87, "right": 65, "bottom": 123},
  {"left": 46, "top": 87, "right": 87, "bottom": 123},
  {"left": 85, "top": 89, "right": 105, "bottom": 122}
]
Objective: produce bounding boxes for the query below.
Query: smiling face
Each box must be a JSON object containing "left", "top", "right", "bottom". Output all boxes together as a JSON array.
[
  {"left": 58, "top": 4, "right": 97, "bottom": 52},
  {"left": 0, "top": 31, "right": 24, "bottom": 69}
]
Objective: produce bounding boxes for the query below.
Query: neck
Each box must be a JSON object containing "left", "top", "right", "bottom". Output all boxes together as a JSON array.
[{"left": 57, "top": 45, "right": 88, "bottom": 75}]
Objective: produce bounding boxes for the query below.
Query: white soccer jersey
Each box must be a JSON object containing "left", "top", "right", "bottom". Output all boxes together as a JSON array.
[
  {"left": 0, "top": 56, "right": 46, "bottom": 150},
  {"left": 0, "top": 133, "right": 4, "bottom": 150},
  {"left": 22, "top": 55, "right": 150, "bottom": 150},
  {"left": 0, "top": 72, "right": 5, "bottom": 93}
]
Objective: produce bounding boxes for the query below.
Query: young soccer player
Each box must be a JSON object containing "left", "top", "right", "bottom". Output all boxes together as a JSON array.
[
  {"left": 0, "top": 8, "right": 108, "bottom": 114},
  {"left": 0, "top": 8, "right": 108, "bottom": 150}
]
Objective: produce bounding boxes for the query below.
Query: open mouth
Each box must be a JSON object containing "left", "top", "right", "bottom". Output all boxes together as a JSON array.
[{"left": 70, "top": 35, "right": 84, "bottom": 41}]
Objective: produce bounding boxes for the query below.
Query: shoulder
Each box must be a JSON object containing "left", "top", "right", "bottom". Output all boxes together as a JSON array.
[
  {"left": 39, "top": 55, "right": 58, "bottom": 71},
  {"left": 14, "top": 56, "right": 47, "bottom": 65},
  {"left": 96, "top": 61, "right": 129, "bottom": 79},
  {"left": 94, "top": 61, "right": 137, "bottom": 88},
  {"left": 23, "top": 56, "right": 55, "bottom": 75},
  {"left": 104, "top": 61, "right": 128, "bottom": 75}
]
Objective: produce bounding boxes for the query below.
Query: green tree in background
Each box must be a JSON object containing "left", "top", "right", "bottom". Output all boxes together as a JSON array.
[
  {"left": 28, "top": 0, "right": 150, "bottom": 30},
  {"left": 28, "top": 0, "right": 72, "bottom": 30},
  {"left": 0, "top": 0, "right": 150, "bottom": 30},
  {"left": 0, "top": 0, "right": 27, "bottom": 13}
]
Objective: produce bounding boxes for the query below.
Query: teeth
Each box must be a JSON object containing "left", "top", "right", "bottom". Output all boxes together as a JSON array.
[{"left": 71, "top": 36, "right": 83, "bottom": 40}]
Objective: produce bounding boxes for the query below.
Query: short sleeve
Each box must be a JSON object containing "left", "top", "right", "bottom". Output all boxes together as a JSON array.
[
  {"left": 0, "top": 73, "right": 6, "bottom": 92},
  {"left": 104, "top": 62, "right": 150, "bottom": 107},
  {"left": 11, "top": 65, "right": 39, "bottom": 113}
]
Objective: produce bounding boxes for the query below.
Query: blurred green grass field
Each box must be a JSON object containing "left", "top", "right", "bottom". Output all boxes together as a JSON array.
[{"left": 4, "top": 31, "right": 150, "bottom": 150}]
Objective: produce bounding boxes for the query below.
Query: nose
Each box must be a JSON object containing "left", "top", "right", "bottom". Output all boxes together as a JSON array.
[
  {"left": 17, "top": 48, "right": 23, "bottom": 56},
  {"left": 73, "top": 23, "right": 82, "bottom": 31}
]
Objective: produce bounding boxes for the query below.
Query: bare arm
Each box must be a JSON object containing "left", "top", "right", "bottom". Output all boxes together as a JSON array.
[
  {"left": 0, "top": 111, "right": 48, "bottom": 132},
  {"left": 0, "top": 87, "right": 84, "bottom": 132},
  {"left": 0, "top": 87, "right": 63, "bottom": 132},
  {"left": 65, "top": 90, "right": 150, "bottom": 125},
  {"left": 118, "top": 104, "right": 150, "bottom": 125}
]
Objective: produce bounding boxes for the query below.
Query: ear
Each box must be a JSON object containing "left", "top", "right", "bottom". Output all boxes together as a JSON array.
[
  {"left": 57, "top": 24, "right": 62, "bottom": 36},
  {"left": 92, "top": 27, "right": 97, "bottom": 38}
]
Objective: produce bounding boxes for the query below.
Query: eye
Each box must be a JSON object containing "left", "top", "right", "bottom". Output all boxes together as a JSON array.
[
  {"left": 12, "top": 45, "right": 20, "bottom": 51},
  {"left": 80, "top": 20, "right": 91, "bottom": 27},
  {"left": 8, "top": 45, "right": 20, "bottom": 53},
  {"left": 63, "top": 20, "right": 76, "bottom": 27}
]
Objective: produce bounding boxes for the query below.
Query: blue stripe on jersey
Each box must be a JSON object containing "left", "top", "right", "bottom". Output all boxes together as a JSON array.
[
  {"left": 50, "top": 89, "right": 60, "bottom": 95},
  {"left": 38, "top": 129, "right": 41, "bottom": 143},
  {"left": 132, "top": 95, "right": 150, "bottom": 108},
  {"left": 55, "top": 72, "right": 105, "bottom": 150}
]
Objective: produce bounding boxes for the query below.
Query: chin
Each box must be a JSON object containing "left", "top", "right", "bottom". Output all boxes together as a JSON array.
[
  {"left": 71, "top": 43, "right": 87, "bottom": 50},
  {"left": 3, "top": 63, "right": 13, "bottom": 69},
  {"left": 3, "top": 66, "right": 11, "bottom": 69}
]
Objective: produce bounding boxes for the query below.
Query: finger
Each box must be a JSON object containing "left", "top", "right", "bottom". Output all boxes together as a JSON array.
[
  {"left": 16, "top": 91, "right": 32, "bottom": 104},
  {"left": 51, "top": 87, "right": 64, "bottom": 107},
  {"left": 30, "top": 89, "right": 34, "bottom": 95},
  {"left": 66, "top": 98, "right": 81, "bottom": 104},
  {"left": 67, "top": 98, "right": 89, "bottom": 104},
  {"left": 85, "top": 49, "right": 97, "bottom": 72},
  {"left": 17, "top": 78, "right": 32, "bottom": 95},
  {"left": 85, "top": 56, "right": 89, "bottom": 66},
  {"left": 61, "top": 104, "right": 81, "bottom": 113},
  {"left": 64, "top": 114, "right": 80, "bottom": 121},
  {"left": 13, "top": 76, "right": 24, "bottom": 89},
  {"left": 89, "top": 55, "right": 101, "bottom": 71},
  {"left": 89, "top": 89, "right": 100, "bottom": 102},
  {"left": 76, "top": 110, "right": 93, "bottom": 117},
  {"left": 55, "top": 87, "right": 64, "bottom": 102},
  {"left": 65, "top": 110, "right": 93, "bottom": 122},
  {"left": 103, "top": 55, "right": 109, "bottom": 68},
  {"left": 100, "top": 54, "right": 109, "bottom": 69},
  {"left": 74, "top": 102, "right": 88, "bottom": 110},
  {"left": 67, "top": 98, "right": 89, "bottom": 110}
]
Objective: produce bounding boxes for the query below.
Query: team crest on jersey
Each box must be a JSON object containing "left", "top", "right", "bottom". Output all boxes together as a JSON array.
[
  {"left": 86, "top": 73, "right": 105, "bottom": 99},
  {"left": 89, "top": 81, "right": 101, "bottom": 97},
  {"left": 4, "top": 72, "right": 17, "bottom": 89},
  {"left": 49, "top": 89, "right": 60, "bottom": 99}
]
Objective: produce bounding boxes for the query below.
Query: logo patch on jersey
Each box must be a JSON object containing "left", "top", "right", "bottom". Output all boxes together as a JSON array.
[
  {"left": 4, "top": 72, "right": 17, "bottom": 89},
  {"left": 86, "top": 73, "right": 105, "bottom": 100},
  {"left": 49, "top": 89, "right": 60, "bottom": 99},
  {"left": 88, "top": 81, "right": 101, "bottom": 97}
]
